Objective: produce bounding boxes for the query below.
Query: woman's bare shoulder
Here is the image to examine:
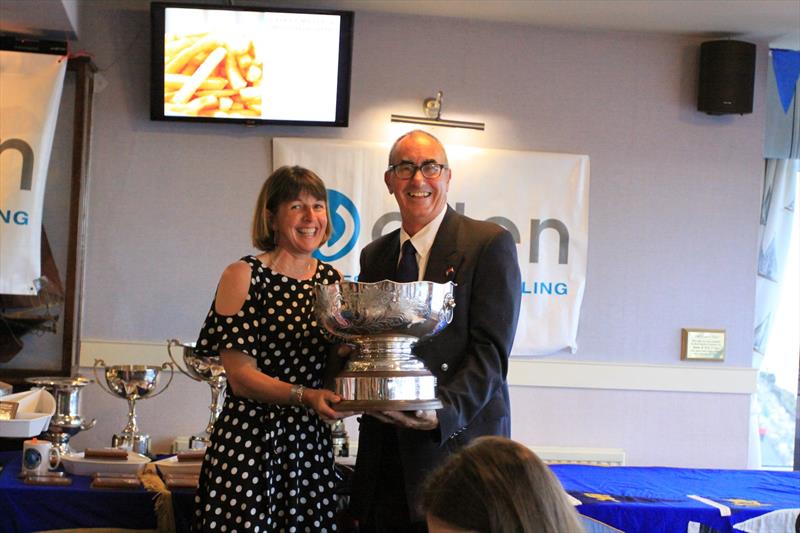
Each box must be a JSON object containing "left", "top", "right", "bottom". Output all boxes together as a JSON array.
[{"left": 215, "top": 259, "right": 254, "bottom": 315}]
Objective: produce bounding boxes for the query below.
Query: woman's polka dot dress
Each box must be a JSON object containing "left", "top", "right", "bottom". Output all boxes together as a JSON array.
[{"left": 192, "top": 255, "right": 340, "bottom": 532}]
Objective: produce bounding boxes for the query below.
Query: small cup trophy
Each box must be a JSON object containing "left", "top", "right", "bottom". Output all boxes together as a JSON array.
[
  {"left": 314, "top": 280, "right": 455, "bottom": 411},
  {"left": 93, "top": 359, "right": 174, "bottom": 456},
  {"left": 167, "top": 339, "right": 227, "bottom": 449}
]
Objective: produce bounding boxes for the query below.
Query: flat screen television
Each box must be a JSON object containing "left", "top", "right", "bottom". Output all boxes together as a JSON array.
[{"left": 150, "top": 2, "right": 353, "bottom": 126}]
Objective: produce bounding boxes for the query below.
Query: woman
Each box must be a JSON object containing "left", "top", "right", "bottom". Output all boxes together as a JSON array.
[
  {"left": 192, "top": 165, "right": 346, "bottom": 532},
  {"left": 421, "top": 436, "right": 585, "bottom": 533}
]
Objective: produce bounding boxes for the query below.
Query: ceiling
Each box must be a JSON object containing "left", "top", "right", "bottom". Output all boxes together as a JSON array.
[
  {"left": 0, "top": 0, "right": 798, "bottom": 48},
  {"left": 295, "top": 0, "right": 800, "bottom": 47}
]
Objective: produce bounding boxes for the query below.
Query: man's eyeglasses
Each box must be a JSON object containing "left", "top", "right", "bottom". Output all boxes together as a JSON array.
[{"left": 387, "top": 161, "right": 448, "bottom": 180}]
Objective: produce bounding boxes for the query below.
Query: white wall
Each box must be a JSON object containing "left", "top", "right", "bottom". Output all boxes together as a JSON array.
[{"left": 53, "top": 1, "right": 764, "bottom": 466}]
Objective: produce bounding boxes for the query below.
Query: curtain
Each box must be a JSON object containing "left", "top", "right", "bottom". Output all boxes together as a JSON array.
[{"left": 750, "top": 49, "right": 800, "bottom": 468}]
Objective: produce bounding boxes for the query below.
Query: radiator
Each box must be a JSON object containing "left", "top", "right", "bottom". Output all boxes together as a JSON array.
[{"left": 528, "top": 446, "right": 626, "bottom": 466}]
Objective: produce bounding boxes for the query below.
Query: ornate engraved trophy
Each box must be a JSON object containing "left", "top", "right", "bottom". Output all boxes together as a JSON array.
[
  {"left": 167, "top": 339, "right": 227, "bottom": 449},
  {"left": 93, "top": 359, "right": 174, "bottom": 456},
  {"left": 25, "top": 376, "right": 96, "bottom": 454},
  {"left": 314, "top": 280, "right": 455, "bottom": 411}
]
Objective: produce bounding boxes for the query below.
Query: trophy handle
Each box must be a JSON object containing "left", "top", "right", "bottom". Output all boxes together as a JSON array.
[
  {"left": 93, "top": 359, "right": 120, "bottom": 399},
  {"left": 145, "top": 362, "right": 175, "bottom": 399},
  {"left": 167, "top": 339, "right": 201, "bottom": 381}
]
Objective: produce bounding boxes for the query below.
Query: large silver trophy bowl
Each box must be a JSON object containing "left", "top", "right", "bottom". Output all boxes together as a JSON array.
[
  {"left": 93, "top": 359, "right": 174, "bottom": 456},
  {"left": 167, "top": 339, "right": 227, "bottom": 449},
  {"left": 314, "top": 280, "right": 455, "bottom": 411}
]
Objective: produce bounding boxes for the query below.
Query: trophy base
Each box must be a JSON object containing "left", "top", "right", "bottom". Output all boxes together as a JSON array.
[
  {"left": 189, "top": 434, "right": 211, "bottom": 449},
  {"left": 334, "top": 398, "right": 443, "bottom": 412},
  {"left": 112, "top": 433, "right": 151, "bottom": 456},
  {"left": 39, "top": 431, "right": 76, "bottom": 456},
  {"left": 335, "top": 371, "right": 442, "bottom": 412}
]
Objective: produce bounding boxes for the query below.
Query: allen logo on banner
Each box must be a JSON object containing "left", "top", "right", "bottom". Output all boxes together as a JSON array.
[
  {"left": 0, "top": 51, "right": 67, "bottom": 295},
  {"left": 273, "top": 137, "right": 590, "bottom": 356}
]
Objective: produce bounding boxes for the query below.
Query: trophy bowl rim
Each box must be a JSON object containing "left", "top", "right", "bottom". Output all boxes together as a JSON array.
[
  {"left": 317, "top": 279, "right": 455, "bottom": 290},
  {"left": 26, "top": 376, "right": 93, "bottom": 388}
]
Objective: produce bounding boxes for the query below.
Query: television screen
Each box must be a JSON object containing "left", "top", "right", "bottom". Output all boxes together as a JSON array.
[{"left": 150, "top": 2, "right": 353, "bottom": 126}]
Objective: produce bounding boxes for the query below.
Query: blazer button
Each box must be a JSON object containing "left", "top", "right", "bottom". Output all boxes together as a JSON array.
[{"left": 440, "top": 363, "right": 449, "bottom": 372}]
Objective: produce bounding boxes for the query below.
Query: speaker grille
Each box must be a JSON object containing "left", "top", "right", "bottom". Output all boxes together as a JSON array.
[{"left": 698, "top": 40, "right": 756, "bottom": 115}]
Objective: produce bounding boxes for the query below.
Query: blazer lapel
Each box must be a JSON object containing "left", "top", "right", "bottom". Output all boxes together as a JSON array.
[{"left": 425, "top": 206, "right": 463, "bottom": 283}]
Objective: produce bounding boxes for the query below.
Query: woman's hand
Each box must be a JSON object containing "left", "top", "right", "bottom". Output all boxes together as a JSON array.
[{"left": 303, "top": 388, "right": 347, "bottom": 420}]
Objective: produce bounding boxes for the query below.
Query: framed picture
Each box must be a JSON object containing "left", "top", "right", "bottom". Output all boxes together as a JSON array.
[{"left": 681, "top": 328, "right": 726, "bottom": 361}]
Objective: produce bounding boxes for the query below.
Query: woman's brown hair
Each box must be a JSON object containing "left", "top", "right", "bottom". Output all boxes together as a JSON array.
[
  {"left": 251, "top": 165, "right": 333, "bottom": 251},
  {"left": 421, "top": 436, "right": 584, "bottom": 533}
]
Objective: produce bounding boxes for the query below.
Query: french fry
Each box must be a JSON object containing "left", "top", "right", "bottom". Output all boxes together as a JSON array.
[
  {"left": 172, "top": 47, "right": 228, "bottom": 104},
  {"left": 172, "top": 95, "right": 219, "bottom": 116},
  {"left": 180, "top": 50, "right": 210, "bottom": 76},
  {"left": 166, "top": 35, "right": 219, "bottom": 74},
  {"left": 225, "top": 52, "right": 248, "bottom": 90},
  {"left": 165, "top": 37, "right": 193, "bottom": 57},
  {"left": 237, "top": 53, "right": 253, "bottom": 71},
  {"left": 195, "top": 89, "right": 238, "bottom": 98},
  {"left": 229, "top": 109, "right": 260, "bottom": 117},
  {"left": 219, "top": 96, "right": 233, "bottom": 112},
  {"left": 164, "top": 74, "right": 185, "bottom": 90},
  {"left": 238, "top": 86, "right": 261, "bottom": 102},
  {"left": 245, "top": 65, "right": 261, "bottom": 84},
  {"left": 164, "top": 74, "right": 227, "bottom": 91}
]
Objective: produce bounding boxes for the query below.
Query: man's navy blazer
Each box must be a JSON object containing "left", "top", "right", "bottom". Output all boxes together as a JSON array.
[{"left": 350, "top": 205, "right": 522, "bottom": 521}]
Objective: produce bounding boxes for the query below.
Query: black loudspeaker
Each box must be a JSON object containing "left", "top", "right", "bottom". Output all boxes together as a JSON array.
[{"left": 697, "top": 40, "right": 756, "bottom": 115}]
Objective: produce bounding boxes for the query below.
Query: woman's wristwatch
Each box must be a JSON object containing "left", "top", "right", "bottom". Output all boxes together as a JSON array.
[{"left": 289, "top": 384, "right": 305, "bottom": 406}]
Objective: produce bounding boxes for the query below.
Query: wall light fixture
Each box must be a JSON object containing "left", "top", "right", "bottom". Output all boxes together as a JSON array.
[{"left": 390, "top": 91, "right": 485, "bottom": 131}]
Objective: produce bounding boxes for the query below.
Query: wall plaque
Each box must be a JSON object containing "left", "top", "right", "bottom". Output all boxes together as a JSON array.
[{"left": 681, "top": 328, "right": 726, "bottom": 361}]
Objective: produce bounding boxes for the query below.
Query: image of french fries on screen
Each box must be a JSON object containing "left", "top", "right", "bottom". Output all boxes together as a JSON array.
[{"left": 164, "top": 33, "right": 263, "bottom": 118}]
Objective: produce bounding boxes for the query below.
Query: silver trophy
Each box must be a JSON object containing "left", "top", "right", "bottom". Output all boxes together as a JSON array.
[
  {"left": 93, "top": 359, "right": 174, "bottom": 456},
  {"left": 167, "top": 339, "right": 227, "bottom": 449},
  {"left": 25, "top": 376, "right": 96, "bottom": 455},
  {"left": 314, "top": 280, "right": 455, "bottom": 411}
]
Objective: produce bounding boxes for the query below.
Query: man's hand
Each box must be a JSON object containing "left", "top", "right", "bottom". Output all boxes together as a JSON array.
[
  {"left": 334, "top": 344, "right": 358, "bottom": 358},
  {"left": 368, "top": 409, "right": 438, "bottom": 430}
]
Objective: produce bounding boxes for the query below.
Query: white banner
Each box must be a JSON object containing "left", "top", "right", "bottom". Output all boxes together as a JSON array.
[
  {"left": 0, "top": 51, "right": 67, "bottom": 295},
  {"left": 273, "top": 137, "right": 590, "bottom": 356}
]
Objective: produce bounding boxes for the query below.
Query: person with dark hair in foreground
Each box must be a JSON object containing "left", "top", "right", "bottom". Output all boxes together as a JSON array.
[{"left": 421, "top": 436, "right": 585, "bottom": 533}]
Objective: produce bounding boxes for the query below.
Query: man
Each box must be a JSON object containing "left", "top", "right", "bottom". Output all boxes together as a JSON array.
[{"left": 350, "top": 130, "right": 522, "bottom": 531}]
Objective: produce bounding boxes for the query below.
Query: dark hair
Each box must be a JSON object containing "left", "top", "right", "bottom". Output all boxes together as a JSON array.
[
  {"left": 388, "top": 129, "right": 448, "bottom": 165},
  {"left": 251, "top": 165, "right": 332, "bottom": 251},
  {"left": 421, "top": 436, "right": 584, "bottom": 533}
]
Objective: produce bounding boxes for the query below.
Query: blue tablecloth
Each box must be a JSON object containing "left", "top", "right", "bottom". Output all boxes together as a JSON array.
[
  {"left": 3, "top": 449, "right": 798, "bottom": 533},
  {"left": 551, "top": 464, "right": 800, "bottom": 533},
  {"left": 0, "top": 450, "right": 158, "bottom": 533}
]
